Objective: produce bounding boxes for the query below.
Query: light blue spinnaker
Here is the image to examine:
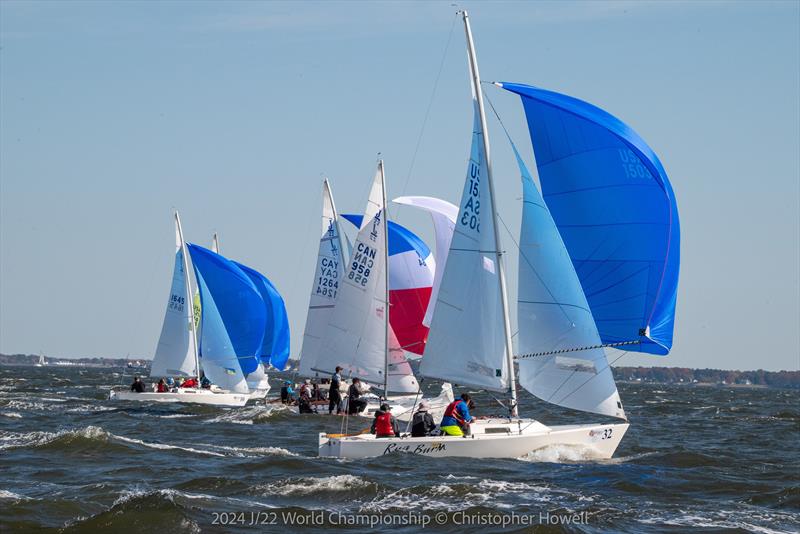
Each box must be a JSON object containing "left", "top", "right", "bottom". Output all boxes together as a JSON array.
[
  {"left": 511, "top": 139, "right": 625, "bottom": 419},
  {"left": 233, "top": 262, "right": 291, "bottom": 371},
  {"left": 500, "top": 82, "right": 680, "bottom": 355},
  {"left": 187, "top": 244, "right": 266, "bottom": 391}
]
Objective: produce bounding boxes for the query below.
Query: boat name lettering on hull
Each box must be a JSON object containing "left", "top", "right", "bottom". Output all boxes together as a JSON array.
[{"left": 383, "top": 442, "right": 447, "bottom": 455}]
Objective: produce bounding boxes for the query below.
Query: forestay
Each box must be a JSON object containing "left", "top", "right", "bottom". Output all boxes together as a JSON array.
[
  {"left": 187, "top": 244, "right": 266, "bottom": 393},
  {"left": 151, "top": 221, "right": 197, "bottom": 378},
  {"left": 499, "top": 83, "right": 680, "bottom": 355},
  {"left": 299, "top": 180, "right": 346, "bottom": 379},
  {"left": 511, "top": 140, "right": 625, "bottom": 419},
  {"left": 420, "top": 102, "right": 509, "bottom": 392}
]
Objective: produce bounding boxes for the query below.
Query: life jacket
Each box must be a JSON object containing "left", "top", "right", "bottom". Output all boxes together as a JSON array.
[
  {"left": 156, "top": 383, "right": 168, "bottom": 393},
  {"left": 443, "top": 400, "right": 466, "bottom": 425},
  {"left": 375, "top": 412, "right": 395, "bottom": 436}
]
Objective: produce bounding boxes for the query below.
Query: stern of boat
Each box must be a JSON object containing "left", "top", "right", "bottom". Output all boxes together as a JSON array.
[{"left": 318, "top": 432, "right": 340, "bottom": 457}]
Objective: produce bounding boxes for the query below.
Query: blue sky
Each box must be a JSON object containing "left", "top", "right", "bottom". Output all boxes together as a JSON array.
[{"left": 1, "top": 1, "right": 798, "bottom": 371}]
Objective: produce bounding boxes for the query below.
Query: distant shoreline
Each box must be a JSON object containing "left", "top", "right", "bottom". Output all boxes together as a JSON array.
[{"left": 2, "top": 353, "right": 797, "bottom": 389}]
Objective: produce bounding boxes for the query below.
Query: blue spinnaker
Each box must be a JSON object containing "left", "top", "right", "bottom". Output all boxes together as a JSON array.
[
  {"left": 500, "top": 82, "right": 680, "bottom": 355},
  {"left": 233, "top": 262, "right": 291, "bottom": 371},
  {"left": 187, "top": 244, "right": 265, "bottom": 379}
]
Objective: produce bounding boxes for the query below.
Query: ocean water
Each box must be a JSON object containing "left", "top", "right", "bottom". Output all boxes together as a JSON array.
[{"left": 0, "top": 366, "right": 797, "bottom": 533}]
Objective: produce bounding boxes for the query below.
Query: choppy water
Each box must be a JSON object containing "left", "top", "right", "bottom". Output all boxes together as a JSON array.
[{"left": 0, "top": 366, "right": 797, "bottom": 533}]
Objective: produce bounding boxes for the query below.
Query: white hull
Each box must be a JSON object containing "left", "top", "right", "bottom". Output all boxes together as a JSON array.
[
  {"left": 109, "top": 387, "right": 249, "bottom": 407},
  {"left": 248, "top": 388, "right": 270, "bottom": 401},
  {"left": 319, "top": 418, "right": 628, "bottom": 460}
]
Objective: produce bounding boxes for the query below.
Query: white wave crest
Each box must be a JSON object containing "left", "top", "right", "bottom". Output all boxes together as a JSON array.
[
  {"left": 518, "top": 444, "right": 598, "bottom": 463},
  {"left": 0, "top": 490, "right": 30, "bottom": 501},
  {"left": 0, "top": 425, "right": 109, "bottom": 450},
  {"left": 256, "top": 475, "right": 371, "bottom": 496},
  {"left": 111, "top": 435, "right": 227, "bottom": 457},
  {"left": 205, "top": 405, "right": 289, "bottom": 425}
]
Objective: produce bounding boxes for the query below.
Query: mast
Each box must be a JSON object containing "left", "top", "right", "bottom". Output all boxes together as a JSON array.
[
  {"left": 461, "top": 11, "right": 518, "bottom": 416},
  {"left": 379, "top": 160, "right": 390, "bottom": 397},
  {"left": 175, "top": 211, "right": 200, "bottom": 379},
  {"left": 211, "top": 232, "right": 220, "bottom": 254}
]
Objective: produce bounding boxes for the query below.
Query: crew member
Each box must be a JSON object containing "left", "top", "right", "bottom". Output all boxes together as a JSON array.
[
  {"left": 298, "top": 379, "right": 315, "bottom": 414},
  {"left": 181, "top": 376, "right": 198, "bottom": 388},
  {"left": 280, "top": 380, "right": 294, "bottom": 404},
  {"left": 328, "top": 366, "right": 343, "bottom": 414},
  {"left": 347, "top": 377, "right": 368, "bottom": 415},
  {"left": 156, "top": 378, "right": 168, "bottom": 393},
  {"left": 411, "top": 400, "right": 436, "bottom": 437},
  {"left": 370, "top": 404, "right": 400, "bottom": 438},
  {"left": 440, "top": 393, "right": 473, "bottom": 436},
  {"left": 130, "top": 376, "right": 146, "bottom": 393}
]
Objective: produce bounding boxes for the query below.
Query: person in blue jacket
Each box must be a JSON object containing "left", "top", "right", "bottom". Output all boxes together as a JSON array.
[{"left": 440, "top": 393, "right": 473, "bottom": 436}]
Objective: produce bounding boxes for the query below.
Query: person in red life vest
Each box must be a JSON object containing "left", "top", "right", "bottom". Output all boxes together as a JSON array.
[
  {"left": 156, "top": 378, "right": 168, "bottom": 393},
  {"left": 440, "top": 393, "right": 474, "bottom": 436},
  {"left": 181, "top": 377, "right": 199, "bottom": 388},
  {"left": 370, "top": 403, "right": 400, "bottom": 438}
]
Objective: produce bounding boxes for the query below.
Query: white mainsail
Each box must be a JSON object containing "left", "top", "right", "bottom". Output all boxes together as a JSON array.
[
  {"left": 151, "top": 214, "right": 198, "bottom": 378},
  {"left": 512, "top": 145, "right": 625, "bottom": 419},
  {"left": 392, "top": 196, "right": 458, "bottom": 328},
  {"left": 299, "top": 179, "right": 346, "bottom": 379},
  {"left": 420, "top": 102, "right": 509, "bottom": 392},
  {"left": 318, "top": 163, "right": 417, "bottom": 392}
]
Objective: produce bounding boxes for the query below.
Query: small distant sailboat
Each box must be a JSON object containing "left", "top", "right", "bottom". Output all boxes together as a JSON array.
[
  {"left": 320, "top": 11, "right": 679, "bottom": 459},
  {"left": 34, "top": 353, "right": 46, "bottom": 367}
]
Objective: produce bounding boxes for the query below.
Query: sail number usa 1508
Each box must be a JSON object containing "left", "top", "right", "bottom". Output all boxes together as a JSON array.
[{"left": 460, "top": 161, "right": 481, "bottom": 232}]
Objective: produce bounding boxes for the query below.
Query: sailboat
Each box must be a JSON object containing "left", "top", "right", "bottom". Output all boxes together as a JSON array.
[
  {"left": 319, "top": 10, "right": 679, "bottom": 459},
  {"left": 110, "top": 212, "right": 269, "bottom": 407},
  {"left": 300, "top": 173, "right": 452, "bottom": 421},
  {"left": 34, "top": 353, "right": 46, "bottom": 367}
]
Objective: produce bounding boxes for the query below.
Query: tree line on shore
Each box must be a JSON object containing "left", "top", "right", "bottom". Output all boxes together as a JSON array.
[{"left": 1, "top": 353, "right": 798, "bottom": 389}]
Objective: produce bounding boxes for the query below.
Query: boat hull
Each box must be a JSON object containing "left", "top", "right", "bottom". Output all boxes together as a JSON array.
[
  {"left": 109, "top": 388, "right": 249, "bottom": 407},
  {"left": 319, "top": 419, "right": 629, "bottom": 460}
]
